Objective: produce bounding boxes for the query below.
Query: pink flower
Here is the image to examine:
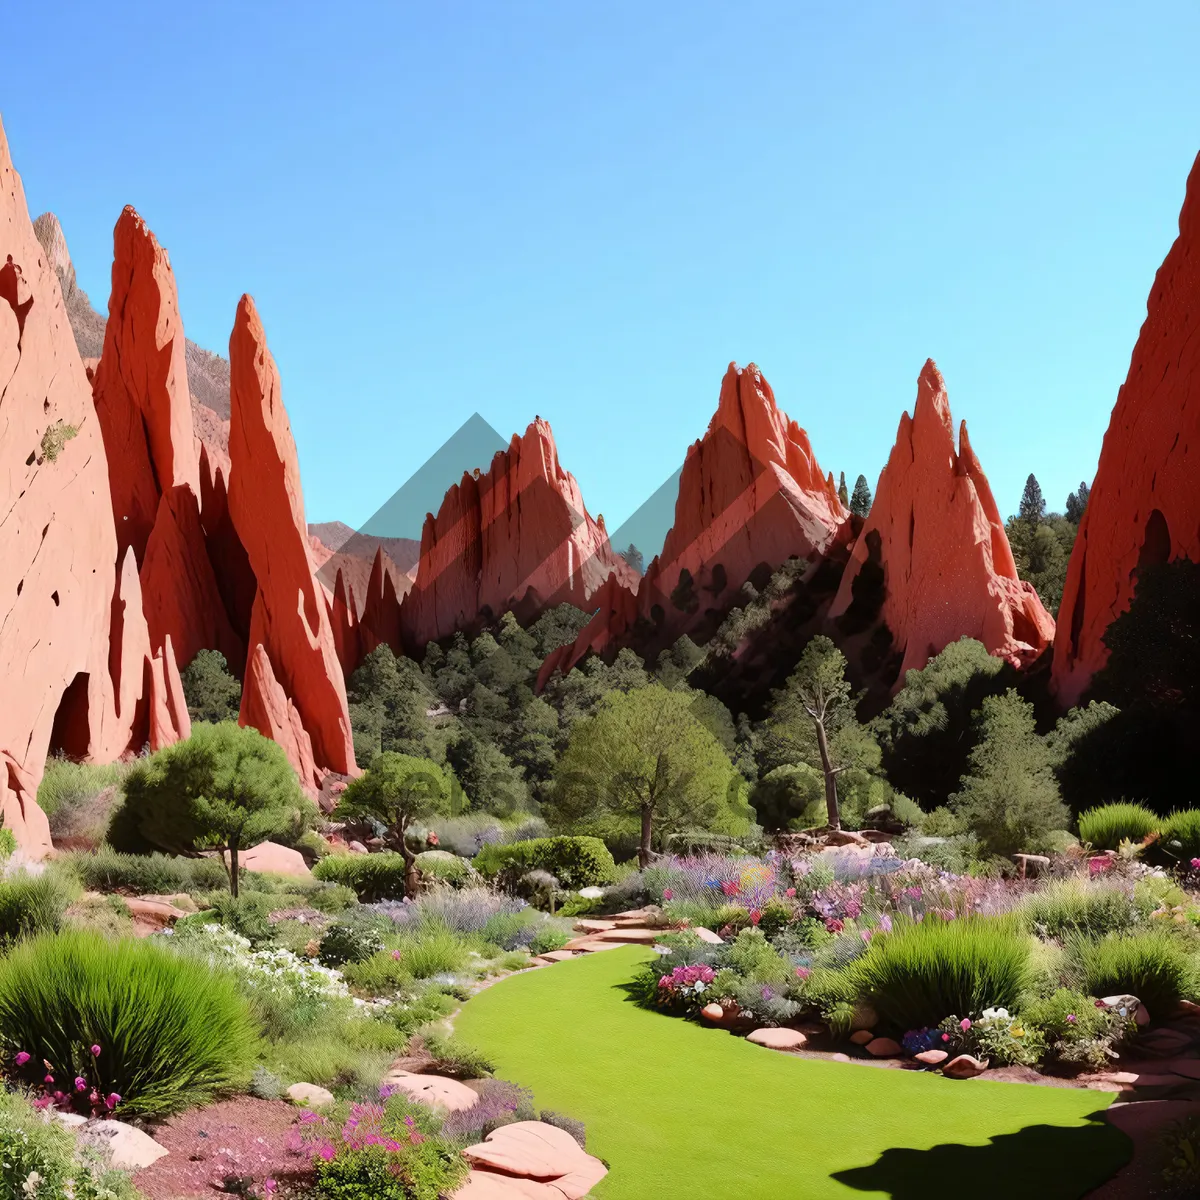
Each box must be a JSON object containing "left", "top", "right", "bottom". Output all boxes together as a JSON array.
[
  {"left": 317, "top": 1141, "right": 336, "bottom": 1162},
  {"left": 825, "top": 918, "right": 844, "bottom": 933},
  {"left": 263, "top": 1181, "right": 278, "bottom": 1196},
  {"left": 941, "top": 1033, "right": 950, "bottom": 1042},
  {"left": 44, "top": 1074, "right": 54, "bottom": 1085},
  {"left": 90, "top": 1045, "right": 101, "bottom": 1057},
  {"left": 785, "top": 888, "right": 796, "bottom": 898},
  {"left": 13, "top": 1051, "right": 30, "bottom": 1066},
  {"left": 749, "top": 909, "right": 762, "bottom": 926},
  {"left": 662, "top": 889, "right": 673, "bottom": 901},
  {"left": 391, "top": 949, "right": 402, "bottom": 961},
  {"left": 794, "top": 967, "right": 810, "bottom": 980},
  {"left": 1066, "top": 1014, "right": 1077, "bottom": 1024},
  {"left": 959, "top": 1019, "right": 971, "bottom": 1032},
  {"left": 860, "top": 929, "right": 873, "bottom": 944},
  {"left": 1191, "top": 858, "right": 1200, "bottom": 871},
  {"left": 105, "top": 1093, "right": 121, "bottom": 1110},
  {"left": 74, "top": 1077, "right": 87, "bottom": 1092}
]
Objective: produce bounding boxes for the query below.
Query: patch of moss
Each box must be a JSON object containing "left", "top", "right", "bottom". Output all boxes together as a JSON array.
[{"left": 40, "top": 420, "right": 79, "bottom": 463}]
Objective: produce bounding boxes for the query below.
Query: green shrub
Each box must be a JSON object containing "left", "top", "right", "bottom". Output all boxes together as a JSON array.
[
  {"left": 297, "top": 828, "right": 332, "bottom": 860},
  {"left": 64, "top": 846, "right": 230, "bottom": 895},
  {"left": 527, "top": 926, "right": 571, "bottom": 956},
  {"left": 0, "top": 826, "right": 17, "bottom": 858},
  {"left": 314, "top": 853, "right": 408, "bottom": 901},
  {"left": 473, "top": 836, "right": 617, "bottom": 890},
  {"left": 0, "top": 870, "right": 77, "bottom": 944},
  {"left": 1160, "top": 809, "right": 1200, "bottom": 862},
  {"left": 723, "top": 927, "right": 791, "bottom": 985},
  {"left": 1160, "top": 1113, "right": 1200, "bottom": 1195},
  {"left": 320, "top": 921, "right": 385, "bottom": 967},
  {"left": 847, "top": 917, "right": 1035, "bottom": 1032},
  {"left": 1023, "top": 987, "right": 1131, "bottom": 1068},
  {"left": 417, "top": 1031, "right": 495, "bottom": 1079},
  {"left": 37, "top": 758, "right": 128, "bottom": 839},
  {"left": 64, "top": 893, "right": 135, "bottom": 939},
  {"left": 1072, "top": 931, "right": 1197, "bottom": 1015},
  {"left": 341, "top": 949, "right": 411, "bottom": 996},
  {"left": 414, "top": 850, "right": 474, "bottom": 887},
  {"left": 1077, "top": 802, "right": 1161, "bottom": 850},
  {"left": 306, "top": 882, "right": 360, "bottom": 913},
  {"left": 1022, "top": 881, "right": 1142, "bottom": 940},
  {"left": 395, "top": 929, "right": 470, "bottom": 979},
  {"left": 388, "top": 985, "right": 458, "bottom": 1039},
  {"left": 0, "top": 1089, "right": 141, "bottom": 1200},
  {"left": 200, "top": 891, "right": 276, "bottom": 944},
  {"left": 0, "top": 931, "right": 258, "bottom": 1117},
  {"left": 314, "top": 1139, "right": 467, "bottom": 1200}
]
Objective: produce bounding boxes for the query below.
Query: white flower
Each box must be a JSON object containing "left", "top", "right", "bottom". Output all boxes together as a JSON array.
[
  {"left": 981, "top": 1007, "right": 1010, "bottom": 1023},
  {"left": 22, "top": 1171, "right": 41, "bottom": 1196}
]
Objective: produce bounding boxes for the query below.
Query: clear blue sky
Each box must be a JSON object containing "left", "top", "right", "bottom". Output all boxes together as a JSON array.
[{"left": 4, "top": 1, "right": 1199, "bottom": 531}]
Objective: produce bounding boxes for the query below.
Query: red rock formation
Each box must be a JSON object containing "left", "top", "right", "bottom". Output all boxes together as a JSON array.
[
  {"left": 639, "top": 363, "right": 850, "bottom": 629},
  {"left": 830, "top": 359, "right": 1054, "bottom": 681},
  {"left": 0, "top": 117, "right": 124, "bottom": 854},
  {"left": 227, "top": 295, "right": 356, "bottom": 785},
  {"left": 147, "top": 635, "right": 191, "bottom": 752},
  {"left": 90, "top": 207, "right": 242, "bottom": 671},
  {"left": 1053, "top": 151, "right": 1200, "bottom": 706},
  {"left": 399, "top": 419, "right": 638, "bottom": 650}
]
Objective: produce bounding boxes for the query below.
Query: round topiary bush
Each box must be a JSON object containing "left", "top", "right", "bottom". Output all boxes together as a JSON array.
[{"left": 0, "top": 931, "right": 259, "bottom": 1117}]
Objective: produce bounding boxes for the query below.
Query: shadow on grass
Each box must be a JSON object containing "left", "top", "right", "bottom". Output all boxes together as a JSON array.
[{"left": 831, "top": 1110, "right": 1131, "bottom": 1199}]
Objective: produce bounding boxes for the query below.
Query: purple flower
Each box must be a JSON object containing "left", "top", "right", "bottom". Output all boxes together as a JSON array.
[
  {"left": 105, "top": 1093, "right": 121, "bottom": 1110},
  {"left": 43, "top": 1073, "right": 54, "bottom": 1085},
  {"left": 74, "top": 1077, "right": 88, "bottom": 1092},
  {"left": 13, "top": 1051, "right": 30, "bottom": 1067},
  {"left": 1066, "top": 1014, "right": 1077, "bottom": 1024},
  {"left": 90, "top": 1045, "right": 101, "bottom": 1057},
  {"left": 878, "top": 914, "right": 893, "bottom": 933},
  {"left": 662, "top": 889, "right": 673, "bottom": 901},
  {"left": 1191, "top": 857, "right": 1200, "bottom": 871}
]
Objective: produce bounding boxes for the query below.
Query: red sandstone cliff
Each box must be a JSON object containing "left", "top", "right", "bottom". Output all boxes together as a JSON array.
[
  {"left": 399, "top": 419, "right": 638, "bottom": 651},
  {"left": 638, "top": 363, "right": 850, "bottom": 631},
  {"left": 1053, "top": 152, "right": 1200, "bottom": 706},
  {"left": 830, "top": 359, "right": 1054, "bottom": 682},
  {"left": 227, "top": 296, "right": 356, "bottom": 785}
]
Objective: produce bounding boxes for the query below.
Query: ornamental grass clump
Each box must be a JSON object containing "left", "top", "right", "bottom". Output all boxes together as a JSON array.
[
  {"left": 845, "top": 916, "right": 1035, "bottom": 1033},
  {"left": 1021, "top": 880, "right": 1143, "bottom": 941},
  {"left": 0, "top": 931, "right": 259, "bottom": 1117},
  {"left": 1077, "top": 802, "right": 1161, "bottom": 851},
  {"left": 0, "top": 870, "right": 77, "bottom": 945},
  {"left": 1160, "top": 810, "right": 1200, "bottom": 863},
  {"left": 1071, "top": 931, "right": 1197, "bottom": 1016}
]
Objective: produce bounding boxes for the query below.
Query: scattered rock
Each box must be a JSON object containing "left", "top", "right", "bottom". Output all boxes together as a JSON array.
[
  {"left": 381, "top": 1070, "right": 478, "bottom": 1113},
  {"left": 942, "top": 1055, "right": 989, "bottom": 1079},
  {"left": 914, "top": 1050, "right": 949, "bottom": 1066},
  {"left": 700, "top": 1003, "right": 725, "bottom": 1022},
  {"left": 850, "top": 1031, "right": 875, "bottom": 1046},
  {"left": 462, "top": 1120, "right": 591, "bottom": 1179},
  {"left": 347, "top": 840, "right": 368, "bottom": 854},
  {"left": 829, "top": 1053, "right": 852, "bottom": 1063},
  {"left": 865, "top": 1037, "right": 903, "bottom": 1058},
  {"left": 747, "top": 1028, "right": 807, "bottom": 1051},
  {"left": 691, "top": 927, "right": 724, "bottom": 945},
  {"left": 80, "top": 1120, "right": 169, "bottom": 1170},
  {"left": 576, "top": 886, "right": 605, "bottom": 900},
  {"left": 52, "top": 1111, "right": 88, "bottom": 1128},
  {"left": 286, "top": 1083, "right": 334, "bottom": 1109},
  {"left": 536, "top": 951, "right": 578, "bottom": 963},
  {"left": 572, "top": 919, "right": 616, "bottom": 934},
  {"left": 232, "top": 841, "right": 313, "bottom": 879}
]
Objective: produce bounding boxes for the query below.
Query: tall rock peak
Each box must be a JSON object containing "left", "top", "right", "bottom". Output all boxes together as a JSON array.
[
  {"left": 1053, "top": 149, "right": 1200, "bottom": 705},
  {"left": 830, "top": 359, "right": 1054, "bottom": 684}
]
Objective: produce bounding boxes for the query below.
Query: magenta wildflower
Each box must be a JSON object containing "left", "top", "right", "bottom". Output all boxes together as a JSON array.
[
  {"left": 825, "top": 918, "right": 844, "bottom": 933},
  {"left": 959, "top": 1018, "right": 971, "bottom": 1032},
  {"left": 13, "top": 1051, "right": 30, "bottom": 1067},
  {"left": 1066, "top": 1014, "right": 1077, "bottom": 1024},
  {"left": 317, "top": 1141, "right": 336, "bottom": 1162},
  {"left": 785, "top": 887, "right": 796, "bottom": 898},
  {"left": 104, "top": 1093, "right": 121, "bottom": 1110},
  {"left": 391, "top": 949, "right": 402, "bottom": 961},
  {"left": 74, "top": 1077, "right": 88, "bottom": 1092},
  {"left": 662, "top": 889, "right": 673, "bottom": 901},
  {"left": 43, "top": 1074, "right": 54, "bottom": 1085},
  {"left": 1191, "top": 857, "right": 1200, "bottom": 871},
  {"left": 263, "top": 1181, "right": 278, "bottom": 1196},
  {"left": 795, "top": 966, "right": 810, "bottom": 980},
  {"left": 90, "top": 1044, "right": 101, "bottom": 1057}
]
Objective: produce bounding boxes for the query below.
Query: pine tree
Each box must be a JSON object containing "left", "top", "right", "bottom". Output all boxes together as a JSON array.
[
  {"left": 1065, "top": 480, "right": 1091, "bottom": 524},
  {"left": 849, "top": 474, "right": 873, "bottom": 518},
  {"left": 837, "top": 471, "right": 849, "bottom": 507},
  {"left": 619, "top": 543, "right": 644, "bottom": 573},
  {"left": 1019, "top": 474, "right": 1046, "bottom": 526}
]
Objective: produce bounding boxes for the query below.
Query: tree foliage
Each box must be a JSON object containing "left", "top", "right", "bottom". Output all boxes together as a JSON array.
[
  {"left": 181, "top": 650, "right": 242, "bottom": 724},
  {"left": 548, "top": 684, "right": 746, "bottom": 866},
  {"left": 1065, "top": 480, "right": 1090, "bottom": 524},
  {"left": 950, "top": 690, "right": 1069, "bottom": 857},
  {"left": 837, "top": 471, "right": 849, "bottom": 507},
  {"left": 114, "top": 723, "right": 314, "bottom": 895},
  {"left": 1018, "top": 473, "right": 1046, "bottom": 526},
  {"left": 849, "top": 474, "right": 873, "bottom": 518}
]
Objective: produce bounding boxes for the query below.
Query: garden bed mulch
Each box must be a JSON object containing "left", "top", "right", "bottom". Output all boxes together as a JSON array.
[{"left": 132, "top": 1098, "right": 306, "bottom": 1199}]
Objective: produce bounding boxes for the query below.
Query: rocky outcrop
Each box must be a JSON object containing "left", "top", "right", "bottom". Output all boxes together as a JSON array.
[
  {"left": 1053, "top": 151, "right": 1200, "bottom": 706},
  {"left": 90, "top": 207, "right": 242, "bottom": 671},
  {"left": 399, "top": 419, "right": 637, "bottom": 650},
  {"left": 227, "top": 296, "right": 356, "bottom": 785},
  {"left": 830, "top": 359, "right": 1054, "bottom": 681},
  {"left": 638, "top": 363, "right": 850, "bottom": 632},
  {"left": 0, "top": 118, "right": 126, "bottom": 854},
  {"left": 535, "top": 572, "right": 640, "bottom": 689}
]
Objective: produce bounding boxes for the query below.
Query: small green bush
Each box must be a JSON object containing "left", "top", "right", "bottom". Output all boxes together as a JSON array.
[
  {"left": 1022, "top": 987, "right": 1131, "bottom": 1068},
  {"left": 1072, "top": 931, "right": 1197, "bottom": 1016},
  {"left": 320, "top": 921, "right": 385, "bottom": 967},
  {"left": 388, "top": 986, "right": 457, "bottom": 1039},
  {"left": 415, "top": 850, "right": 474, "bottom": 887},
  {"left": 199, "top": 891, "right": 277, "bottom": 944},
  {"left": 847, "top": 917, "right": 1035, "bottom": 1032},
  {"left": 1022, "top": 881, "right": 1142, "bottom": 940},
  {"left": 418, "top": 1031, "right": 495, "bottom": 1079},
  {"left": 0, "top": 931, "right": 258, "bottom": 1117},
  {"left": 473, "top": 836, "right": 618, "bottom": 890},
  {"left": 0, "top": 870, "right": 77, "bottom": 944},
  {"left": 37, "top": 758, "right": 128, "bottom": 846},
  {"left": 0, "top": 826, "right": 18, "bottom": 858},
  {"left": 314, "top": 1140, "right": 468, "bottom": 1200},
  {"left": 64, "top": 847, "right": 230, "bottom": 895},
  {"left": 314, "top": 853, "right": 408, "bottom": 901},
  {"left": 527, "top": 926, "right": 571, "bottom": 956},
  {"left": 1160, "top": 809, "right": 1200, "bottom": 862},
  {"left": 395, "top": 929, "right": 470, "bottom": 979},
  {"left": 1077, "top": 802, "right": 1160, "bottom": 850},
  {"left": 0, "top": 1089, "right": 141, "bottom": 1199}
]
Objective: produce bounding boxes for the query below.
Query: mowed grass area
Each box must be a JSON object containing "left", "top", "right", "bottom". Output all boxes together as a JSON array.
[{"left": 455, "top": 947, "right": 1131, "bottom": 1200}]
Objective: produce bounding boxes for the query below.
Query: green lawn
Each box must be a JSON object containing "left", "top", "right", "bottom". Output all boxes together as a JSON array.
[{"left": 455, "top": 946, "right": 1132, "bottom": 1199}]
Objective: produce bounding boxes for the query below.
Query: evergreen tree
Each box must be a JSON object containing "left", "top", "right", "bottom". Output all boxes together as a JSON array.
[
  {"left": 1019, "top": 474, "right": 1046, "bottom": 526},
  {"left": 180, "top": 650, "right": 242, "bottom": 724},
  {"left": 1065, "top": 480, "right": 1091, "bottom": 524},
  {"left": 950, "top": 690, "right": 1069, "bottom": 858},
  {"left": 837, "top": 472, "right": 849, "bottom": 507},
  {"left": 849, "top": 474, "right": 873, "bottom": 518},
  {"left": 619, "top": 543, "right": 644, "bottom": 574}
]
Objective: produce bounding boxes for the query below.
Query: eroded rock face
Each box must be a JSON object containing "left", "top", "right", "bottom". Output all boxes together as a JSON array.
[
  {"left": 830, "top": 360, "right": 1054, "bottom": 682},
  {"left": 1053, "top": 151, "right": 1200, "bottom": 706},
  {"left": 639, "top": 362, "right": 850, "bottom": 632},
  {"left": 400, "top": 419, "right": 637, "bottom": 650},
  {"left": 227, "top": 296, "right": 356, "bottom": 785},
  {"left": 535, "top": 572, "right": 640, "bottom": 689},
  {"left": 0, "top": 117, "right": 125, "bottom": 855}
]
